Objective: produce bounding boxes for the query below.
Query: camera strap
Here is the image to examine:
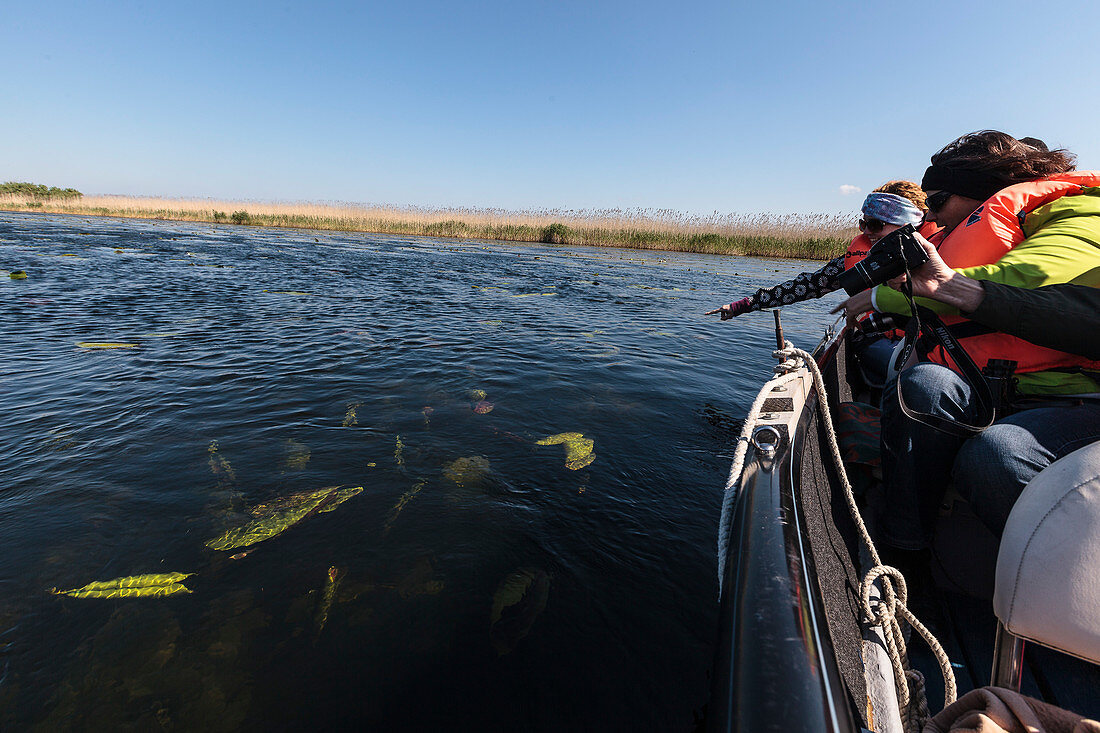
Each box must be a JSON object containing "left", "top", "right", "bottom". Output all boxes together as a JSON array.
[{"left": 894, "top": 279, "right": 997, "bottom": 437}]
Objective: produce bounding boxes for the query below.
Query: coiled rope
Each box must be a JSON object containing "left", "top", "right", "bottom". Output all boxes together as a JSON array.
[{"left": 716, "top": 341, "right": 956, "bottom": 732}]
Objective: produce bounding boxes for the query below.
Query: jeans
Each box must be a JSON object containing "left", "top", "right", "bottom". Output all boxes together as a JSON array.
[
  {"left": 878, "top": 363, "right": 1100, "bottom": 549},
  {"left": 854, "top": 334, "right": 899, "bottom": 388}
]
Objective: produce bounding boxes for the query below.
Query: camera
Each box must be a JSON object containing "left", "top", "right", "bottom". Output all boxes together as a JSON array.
[
  {"left": 855, "top": 310, "right": 900, "bottom": 334},
  {"left": 836, "top": 223, "right": 930, "bottom": 296}
]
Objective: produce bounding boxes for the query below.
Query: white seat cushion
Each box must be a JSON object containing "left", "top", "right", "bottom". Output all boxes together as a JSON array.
[{"left": 994, "top": 441, "right": 1100, "bottom": 664}]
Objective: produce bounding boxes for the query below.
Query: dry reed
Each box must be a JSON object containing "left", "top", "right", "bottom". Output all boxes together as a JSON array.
[{"left": 0, "top": 194, "right": 858, "bottom": 260}]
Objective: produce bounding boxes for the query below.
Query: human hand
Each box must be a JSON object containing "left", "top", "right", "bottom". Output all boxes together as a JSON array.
[
  {"left": 885, "top": 233, "right": 985, "bottom": 311},
  {"left": 885, "top": 232, "right": 951, "bottom": 297},
  {"left": 705, "top": 297, "right": 754, "bottom": 320},
  {"left": 829, "top": 290, "right": 874, "bottom": 322}
]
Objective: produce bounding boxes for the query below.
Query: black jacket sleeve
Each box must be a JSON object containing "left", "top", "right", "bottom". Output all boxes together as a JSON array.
[
  {"left": 749, "top": 255, "right": 846, "bottom": 311},
  {"left": 968, "top": 282, "right": 1100, "bottom": 360}
]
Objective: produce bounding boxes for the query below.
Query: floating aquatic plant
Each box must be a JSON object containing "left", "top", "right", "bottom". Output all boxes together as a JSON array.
[
  {"left": 342, "top": 402, "right": 361, "bottom": 428},
  {"left": 53, "top": 572, "right": 194, "bottom": 599},
  {"left": 208, "top": 440, "right": 236, "bottom": 485},
  {"left": 282, "top": 439, "right": 311, "bottom": 471},
  {"left": 396, "top": 557, "right": 444, "bottom": 599},
  {"left": 315, "top": 566, "right": 343, "bottom": 636},
  {"left": 383, "top": 480, "right": 426, "bottom": 536},
  {"left": 490, "top": 567, "right": 550, "bottom": 655},
  {"left": 75, "top": 342, "right": 138, "bottom": 349},
  {"left": 205, "top": 485, "right": 363, "bottom": 551},
  {"left": 535, "top": 433, "right": 595, "bottom": 470},
  {"left": 443, "top": 456, "right": 490, "bottom": 487},
  {"left": 46, "top": 427, "right": 78, "bottom": 451},
  {"left": 317, "top": 487, "right": 363, "bottom": 513}
]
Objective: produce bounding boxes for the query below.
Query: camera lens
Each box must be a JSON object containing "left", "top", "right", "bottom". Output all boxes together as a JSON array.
[{"left": 836, "top": 224, "right": 918, "bottom": 296}]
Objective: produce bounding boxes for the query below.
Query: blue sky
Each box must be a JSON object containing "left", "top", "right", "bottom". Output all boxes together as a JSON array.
[{"left": 4, "top": 0, "right": 1099, "bottom": 215}]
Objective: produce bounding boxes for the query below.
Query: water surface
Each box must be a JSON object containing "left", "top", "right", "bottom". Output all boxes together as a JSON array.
[{"left": 0, "top": 212, "right": 837, "bottom": 730}]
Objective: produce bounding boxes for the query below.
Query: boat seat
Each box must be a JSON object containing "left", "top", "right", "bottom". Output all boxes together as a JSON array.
[{"left": 994, "top": 441, "right": 1100, "bottom": 671}]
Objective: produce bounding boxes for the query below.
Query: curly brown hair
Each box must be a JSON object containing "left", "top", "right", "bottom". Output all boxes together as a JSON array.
[
  {"left": 873, "top": 180, "right": 927, "bottom": 211},
  {"left": 931, "top": 130, "right": 1076, "bottom": 185}
]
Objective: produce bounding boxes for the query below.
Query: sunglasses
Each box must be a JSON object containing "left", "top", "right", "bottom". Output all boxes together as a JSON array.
[
  {"left": 858, "top": 217, "right": 885, "bottom": 234},
  {"left": 926, "top": 190, "right": 954, "bottom": 212}
]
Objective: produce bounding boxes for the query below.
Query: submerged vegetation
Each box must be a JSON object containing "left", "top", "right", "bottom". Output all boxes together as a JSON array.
[
  {"left": 53, "top": 572, "right": 195, "bottom": 599},
  {"left": 0, "top": 192, "right": 857, "bottom": 259}
]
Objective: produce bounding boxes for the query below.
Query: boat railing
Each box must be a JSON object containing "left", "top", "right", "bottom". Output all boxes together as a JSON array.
[{"left": 710, "top": 314, "right": 955, "bottom": 732}]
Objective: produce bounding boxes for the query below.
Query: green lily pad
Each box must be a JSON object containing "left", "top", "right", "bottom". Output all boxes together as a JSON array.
[{"left": 535, "top": 432, "right": 595, "bottom": 470}]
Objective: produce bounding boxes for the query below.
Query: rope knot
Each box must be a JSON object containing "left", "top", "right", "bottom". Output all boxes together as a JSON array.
[
  {"left": 771, "top": 341, "right": 798, "bottom": 360},
  {"left": 861, "top": 565, "right": 909, "bottom": 626},
  {"left": 772, "top": 341, "right": 802, "bottom": 374}
]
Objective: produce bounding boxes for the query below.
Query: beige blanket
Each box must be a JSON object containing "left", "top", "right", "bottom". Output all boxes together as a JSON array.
[{"left": 924, "top": 687, "right": 1100, "bottom": 733}]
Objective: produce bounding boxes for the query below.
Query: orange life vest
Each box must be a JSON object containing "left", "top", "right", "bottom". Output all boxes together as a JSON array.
[
  {"left": 844, "top": 221, "right": 940, "bottom": 271},
  {"left": 926, "top": 171, "right": 1100, "bottom": 375},
  {"left": 843, "top": 233, "right": 871, "bottom": 271}
]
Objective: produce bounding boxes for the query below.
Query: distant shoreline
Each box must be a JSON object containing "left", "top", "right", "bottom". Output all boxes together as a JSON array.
[{"left": 0, "top": 196, "right": 854, "bottom": 260}]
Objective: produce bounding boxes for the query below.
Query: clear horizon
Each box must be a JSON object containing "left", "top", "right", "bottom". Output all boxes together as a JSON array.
[{"left": 4, "top": 0, "right": 1099, "bottom": 216}]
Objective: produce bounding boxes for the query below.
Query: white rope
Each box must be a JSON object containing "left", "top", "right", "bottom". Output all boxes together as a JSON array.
[
  {"left": 716, "top": 354, "right": 806, "bottom": 594},
  {"left": 717, "top": 341, "right": 956, "bottom": 731},
  {"left": 783, "top": 343, "right": 956, "bottom": 729}
]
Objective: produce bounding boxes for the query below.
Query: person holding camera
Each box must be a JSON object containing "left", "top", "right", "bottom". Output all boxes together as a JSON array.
[
  {"left": 892, "top": 239, "right": 1100, "bottom": 361},
  {"left": 705, "top": 181, "right": 935, "bottom": 319},
  {"left": 883, "top": 236, "right": 1100, "bottom": 540},
  {"left": 707, "top": 182, "right": 939, "bottom": 384},
  {"left": 847, "top": 131, "right": 1100, "bottom": 552}
]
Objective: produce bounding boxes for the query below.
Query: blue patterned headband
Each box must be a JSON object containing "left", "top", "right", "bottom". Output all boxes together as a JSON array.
[{"left": 861, "top": 192, "right": 924, "bottom": 226}]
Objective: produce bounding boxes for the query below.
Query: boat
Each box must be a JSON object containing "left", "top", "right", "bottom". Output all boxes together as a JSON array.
[{"left": 707, "top": 313, "right": 1100, "bottom": 732}]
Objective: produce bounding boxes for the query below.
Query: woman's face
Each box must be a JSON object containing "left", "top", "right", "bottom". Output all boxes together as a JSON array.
[
  {"left": 868, "top": 222, "right": 901, "bottom": 245},
  {"left": 924, "top": 190, "right": 982, "bottom": 235}
]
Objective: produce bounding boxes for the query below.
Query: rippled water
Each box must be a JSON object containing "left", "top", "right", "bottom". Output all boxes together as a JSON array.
[{"left": 0, "top": 212, "right": 837, "bottom": 731}]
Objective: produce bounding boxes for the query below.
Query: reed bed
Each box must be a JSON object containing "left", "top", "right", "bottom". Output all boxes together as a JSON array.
[{"left": 0, "top": 194, "right": 858, "bottom": 260}]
